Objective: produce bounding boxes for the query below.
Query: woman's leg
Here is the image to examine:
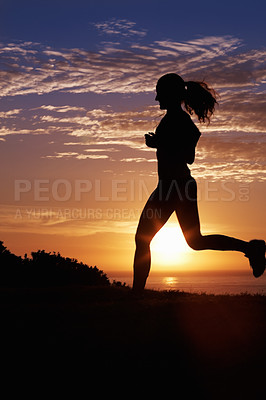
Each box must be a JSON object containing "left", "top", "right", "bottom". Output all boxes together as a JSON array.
[
  {"left": 133, "top": 188, "right": 174, "bottom": 292},
  {"left": 175, "top": 179, "right": 249, "bottom": 253}
]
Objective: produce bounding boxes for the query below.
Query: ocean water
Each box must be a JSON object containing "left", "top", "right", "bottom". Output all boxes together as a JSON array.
[{"left": 108, "top": 270, "right": 266, "bottom": 295}]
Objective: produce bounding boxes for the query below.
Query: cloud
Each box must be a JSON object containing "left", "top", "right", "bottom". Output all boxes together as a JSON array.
[
  {"left": 121, "top": 157, "right": 156, "bottom": 163},
  {"left": 0, "top": 204, "right": 137, "bottom": 237},
  {"left": 8, "top": 97, "right": 264, "bottom": 142},
  {"left": 44, "top": 151, "right": 109, "bottom": 160},
  {"left": 1, "top": 33, "right": 265, "bottom": 182},
  {"left": 84, "top": 147, "right": 119, "bottom": 152},
  {"left": 0, "top": 109, "right": 22, "bottom": 118},
  {"left": 1, "top": 35, "right": 265, "bottom": 99},
  {"left": 1, "top": 97, "right": 266, "bottom": 181},
  {"left": 199, "top": 89, "right": 266, "bottom": 134},
  {"left": 76, "top": 154, "right": 109, "bottom": 160},
  {"left": 191, "top": 131, "right": 266, "bottom": 182},
  {"left": 38, "top": 105, "right": 86, "bottom": 113},
  {"left": 153, "top": 36, "right": 242, "bottom": 59},
  {"left": 92, "top": 18, "right": 147, "bottom": 38},
  {"left": 45, "top": 152, "right": 79, "bottom": 158},
  {"left": 0, "top": 127, "right": 48, "bottom": 136},
  {"left": 6, "top": 102, "right": 159, "bottom": 143}
]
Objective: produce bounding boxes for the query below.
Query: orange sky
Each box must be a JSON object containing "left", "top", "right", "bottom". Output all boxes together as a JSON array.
[{"left": 1, "top": 160, "right": 265, "bottom": 273}]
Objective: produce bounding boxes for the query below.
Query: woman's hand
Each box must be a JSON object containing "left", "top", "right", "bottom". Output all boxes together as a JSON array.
[{"left": 145, "top": 132, "right": 158, "bottom": 148}]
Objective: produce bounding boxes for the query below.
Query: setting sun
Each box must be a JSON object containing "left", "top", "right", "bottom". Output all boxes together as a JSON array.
[{"left": 150, "top": 224, "right": 190, "bottom": 266}]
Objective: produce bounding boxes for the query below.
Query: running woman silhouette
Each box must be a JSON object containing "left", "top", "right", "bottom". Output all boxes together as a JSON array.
[{"left": 133, "top": 73, "right": 266, "bottom": 294}]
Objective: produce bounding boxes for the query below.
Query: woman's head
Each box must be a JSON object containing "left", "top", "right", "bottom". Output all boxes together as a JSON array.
[
  {"left": 156, "top": 73, "right": 217, "bottom": 123},
  {"left": 156, "top": 73, "right": 186, "bottom": 110}
]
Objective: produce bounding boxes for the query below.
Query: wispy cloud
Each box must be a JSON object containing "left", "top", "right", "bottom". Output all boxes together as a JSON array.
[
  {"left": 1, "top": 95, "right": 266, "bottom": 182},
  {"left": 0, "top": 109, "right": 22, "bottom": 118},
  {"left": 1, "top": 35, "right": 265, "bottom": 99},
  {"left": 45, "top": 151, "right": 109, "bottom": 160},
  {"left": 0, "top": 204, "right": 137, "bottom": 237},
  {"left": 1, "top": 31, "right": 266, "bottom": 182},
  {"left": 38, "top": 105, "right": 86, "bottom": 113},
  {"left": 121, "top": 157, "right": 156, "bottom": 163},
  {"left": 0, "top": 127, "right": 48, "bottom": 136},
  {"left": 192, "top": 131, "right": 266, "bottom": 182},
  {"left": 92, "top": 18, "right": 147, "bottom": 38},
  {"left": 153, "top": 36, "right": 241, "bottom": 59}
]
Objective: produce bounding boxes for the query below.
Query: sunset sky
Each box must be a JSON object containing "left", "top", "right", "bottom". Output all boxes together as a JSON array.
[{"left": 0, "top": 0, "right": 266, "bottom": 274}]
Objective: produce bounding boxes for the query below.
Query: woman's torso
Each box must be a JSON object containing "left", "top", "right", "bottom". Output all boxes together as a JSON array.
[{"left": 155, "top": 110, "right": 201, "bottom": 181}]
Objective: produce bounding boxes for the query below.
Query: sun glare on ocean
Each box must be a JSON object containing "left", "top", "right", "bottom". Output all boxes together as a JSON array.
[{"left": 150, "top": 225, "right": 190, "bottom": 266}]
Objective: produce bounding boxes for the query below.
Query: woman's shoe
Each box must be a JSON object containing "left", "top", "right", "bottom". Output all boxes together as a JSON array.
[{"left": 245, "top": 239, "right": 266, "bottom": 278}]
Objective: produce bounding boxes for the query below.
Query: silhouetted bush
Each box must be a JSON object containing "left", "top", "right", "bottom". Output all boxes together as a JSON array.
[
  {"left": 112, "top": 280, "right": 127, "bottom": 287},
  {"left": 0, "top": 241, "right": 110, "bottom": 287}
]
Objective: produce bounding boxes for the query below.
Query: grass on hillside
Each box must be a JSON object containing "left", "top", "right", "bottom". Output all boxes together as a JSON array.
[{"left": 1, "top": 284, "right": 266, "bottom": 397}]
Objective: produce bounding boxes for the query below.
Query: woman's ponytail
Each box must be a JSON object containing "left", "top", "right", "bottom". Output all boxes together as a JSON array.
[{"left": 184, "top": 80, "right": 217, "bottom": 124}]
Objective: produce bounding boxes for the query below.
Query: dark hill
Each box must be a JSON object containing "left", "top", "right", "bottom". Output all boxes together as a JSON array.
[
  {"left": 1, "top": 241, "right": 265, "bottom": 397},
  {"left": 1, "top": 284, "right": 266, "bottom": 398}
]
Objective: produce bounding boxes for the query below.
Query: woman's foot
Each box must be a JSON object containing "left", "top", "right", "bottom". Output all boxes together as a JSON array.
[{"left": 245, "top": 239, "right": 266, "bottom": 278}]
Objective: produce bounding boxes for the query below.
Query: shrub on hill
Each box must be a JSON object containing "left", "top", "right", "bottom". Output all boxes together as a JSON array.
[{"left": 0, "top": 241, "right": 110, "bottom": 287}]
